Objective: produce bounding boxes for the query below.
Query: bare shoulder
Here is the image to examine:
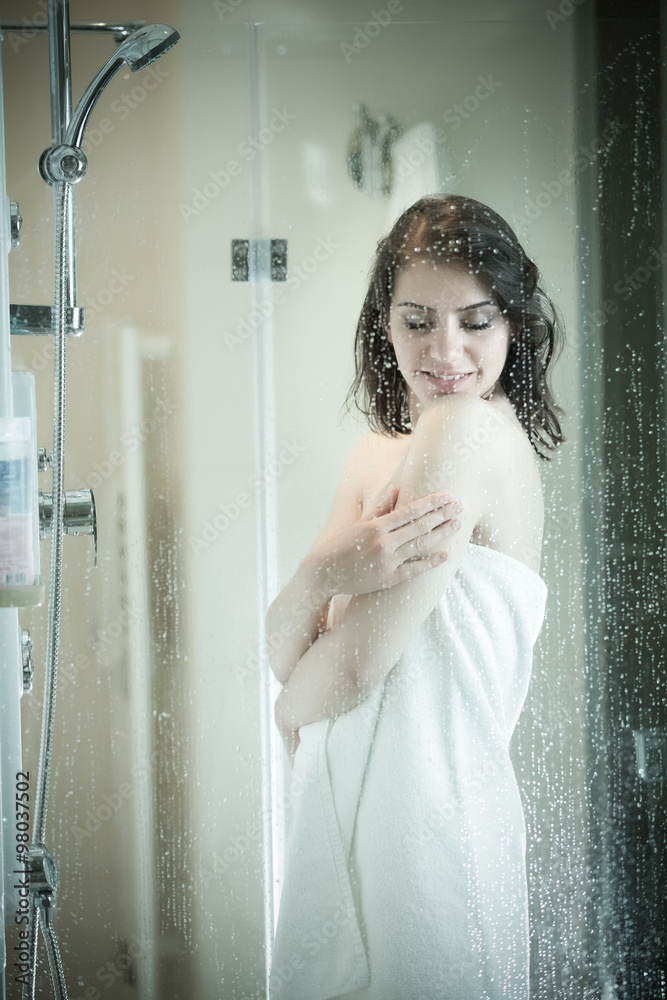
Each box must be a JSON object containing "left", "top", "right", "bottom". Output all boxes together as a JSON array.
[
  {"left": 416, "top": 393, "right": 536, "bottom": 465},
  {"left": 409, "top": 394, "right": 544, "bottom": 571}
]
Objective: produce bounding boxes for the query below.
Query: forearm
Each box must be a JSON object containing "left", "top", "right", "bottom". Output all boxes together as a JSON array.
[
  {"left": 265, "top": 553, "right": 334, "bottom": 685},
  {"left": 274, "top": 620, "right": 365, "bottom": 733}
]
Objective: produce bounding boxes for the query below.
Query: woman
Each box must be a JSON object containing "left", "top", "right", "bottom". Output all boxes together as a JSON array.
[{"left": 267, "top": 195, "right": 565, "bottom": 1000}]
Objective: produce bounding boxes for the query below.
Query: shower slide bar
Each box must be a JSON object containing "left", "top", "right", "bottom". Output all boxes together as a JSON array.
[{"left": 6, "top": 5, "right": 180, "bottom": 998}]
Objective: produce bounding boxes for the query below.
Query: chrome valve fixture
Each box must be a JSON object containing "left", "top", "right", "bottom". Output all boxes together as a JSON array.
[
  {"left": 39, "top": 488, "right": 98, "bottom": 567},
  {"left": 27, "top": 844, "right": 59, "bottom": 900}
]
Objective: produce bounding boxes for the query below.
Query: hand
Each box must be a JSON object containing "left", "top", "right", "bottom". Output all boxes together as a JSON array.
[{"left": 309, "top": 486, "right": 462, "bottom": 597}]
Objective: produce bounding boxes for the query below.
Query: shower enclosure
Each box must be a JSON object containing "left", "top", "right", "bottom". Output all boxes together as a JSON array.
[{"left": 1, "top": 1, "right": 665, "bottom": 998}]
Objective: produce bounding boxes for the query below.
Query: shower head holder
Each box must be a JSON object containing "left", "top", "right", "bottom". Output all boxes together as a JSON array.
[
  {"left": 38, "top": 23, "right": 179, "bottom": 187},
  {"left": 39, "top": 143, "right": 88, "bottom": 185}
]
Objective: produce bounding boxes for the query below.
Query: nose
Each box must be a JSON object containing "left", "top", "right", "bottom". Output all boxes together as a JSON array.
[{"left": 426, "top": 315, "right": 466, "bottom": 360}]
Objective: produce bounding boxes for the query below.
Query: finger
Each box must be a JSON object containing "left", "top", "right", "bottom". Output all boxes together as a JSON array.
[
  {"left": 394, "top": 550, "right": 449, "bottom": 582},
  {"left": 382, "top": 491, "right": 458, "bottom": 531},
  {"left": 394, "top": 518, "right": 461, "bottom": 562},
  {"left": 390, "top": 502, "right": 462, "bottom": 549}
]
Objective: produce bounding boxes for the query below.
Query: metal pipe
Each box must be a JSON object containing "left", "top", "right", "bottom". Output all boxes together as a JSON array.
[
  {"left": 46, "top": 0, "right": 75, "bottom": 307},
  {"left": 0, "top": 20, "right": 146, "bottom": 42},
  {"left": 46, "top": 0, "right": 70, "bottom": 145}
]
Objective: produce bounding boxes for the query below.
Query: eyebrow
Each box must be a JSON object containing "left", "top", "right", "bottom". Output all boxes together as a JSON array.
[{"left": 396, "top": 300, "right": 494, "bottom": 312}]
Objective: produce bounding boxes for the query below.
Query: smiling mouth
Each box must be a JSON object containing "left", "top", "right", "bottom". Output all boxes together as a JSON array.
[{"left": 422, "top": 371, "right": 472, "bottom": 382}]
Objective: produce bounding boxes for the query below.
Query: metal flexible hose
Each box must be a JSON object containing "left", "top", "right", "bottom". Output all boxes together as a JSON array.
[
  {"left": 40, "top": 900, "right": 69, "bottom": 998},
  {"left": 22, "top": 179, "right": 70, "bottom": 1000}
]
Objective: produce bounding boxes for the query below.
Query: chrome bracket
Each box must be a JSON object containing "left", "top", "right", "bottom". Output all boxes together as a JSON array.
[
  {"left": 10, "top": 304, "right": 85, "bottom": 338},
  {"left": 10, "top": 200, "right": 22, "bottom": 248},
  {"left": 37, "top": 448, "right": 52, "bottom": 473},
  {"left": 20, "top": 628, "right": 35, "bottom": 695}
]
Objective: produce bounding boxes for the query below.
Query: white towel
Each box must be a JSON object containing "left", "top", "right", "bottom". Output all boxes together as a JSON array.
[{"left": 269, "top": 543, "right": 548, "bottom": 1000}]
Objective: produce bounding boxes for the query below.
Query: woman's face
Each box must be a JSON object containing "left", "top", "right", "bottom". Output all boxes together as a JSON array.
[{"left": 386, "top": 259, "right": 512, "bottom": 425}]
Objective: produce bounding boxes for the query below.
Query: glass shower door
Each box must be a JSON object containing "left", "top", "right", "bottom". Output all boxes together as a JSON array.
[{"left": 249, "top": 15, "right": 665, "bottom": 999}]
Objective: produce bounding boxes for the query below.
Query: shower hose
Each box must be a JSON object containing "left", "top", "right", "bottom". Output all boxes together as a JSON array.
[{"left": 22, "top": 179, "right": 71, "bottom": 1000}]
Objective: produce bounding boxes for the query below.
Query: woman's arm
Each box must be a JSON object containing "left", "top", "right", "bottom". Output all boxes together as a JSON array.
[
  {"left": 264, "top": 556, "right": 334, "bottom": 686},
  {"left": 266, "top": 437, "right": 461, "bottom": 685},
  {"left": 265, "top": 434, "right": 368, "bottom": 685},
  {"left": 274, "top": 394, "right": 517, "bottom": 737}
]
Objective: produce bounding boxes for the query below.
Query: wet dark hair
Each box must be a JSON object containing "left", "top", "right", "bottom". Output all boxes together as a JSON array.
[{"left": 342, "top": 194, "right": 566, "bottom": 460}]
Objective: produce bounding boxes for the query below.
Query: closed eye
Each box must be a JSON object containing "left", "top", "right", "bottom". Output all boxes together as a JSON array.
[{"left": 402, "top": 319, "right": 493, "bottom": 331}]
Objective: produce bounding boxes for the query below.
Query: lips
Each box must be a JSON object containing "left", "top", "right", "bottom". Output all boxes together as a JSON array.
[{"left": 422, "top": 370, "right": 473, "bottom": 383}]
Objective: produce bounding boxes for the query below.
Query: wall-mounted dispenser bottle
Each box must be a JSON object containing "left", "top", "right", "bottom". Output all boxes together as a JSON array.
[{"left": 0, "top": 372, "right": 44, "bottom": 607}]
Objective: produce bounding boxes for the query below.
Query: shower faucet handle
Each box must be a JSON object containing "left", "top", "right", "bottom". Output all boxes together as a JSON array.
[{"left": 38, "top": 488, "right": 98, "bottom": 568}]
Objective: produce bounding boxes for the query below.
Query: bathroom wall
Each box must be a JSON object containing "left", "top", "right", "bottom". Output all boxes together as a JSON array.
[{"left": 2, "top": 1, "right": 594, "bottom": 998}]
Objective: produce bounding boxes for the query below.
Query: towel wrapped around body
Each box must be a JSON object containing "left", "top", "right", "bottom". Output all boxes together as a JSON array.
[{"left": 269, "top": 542, "right": 548, "bottom": 1000}]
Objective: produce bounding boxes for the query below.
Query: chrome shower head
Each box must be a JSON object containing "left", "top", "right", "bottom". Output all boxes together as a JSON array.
[
  {"left": 115, "top": 24, "right": 180, "bottom": 71},
  {"left": 64, "top": 24, "right": 180, "bottom": 150}
]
